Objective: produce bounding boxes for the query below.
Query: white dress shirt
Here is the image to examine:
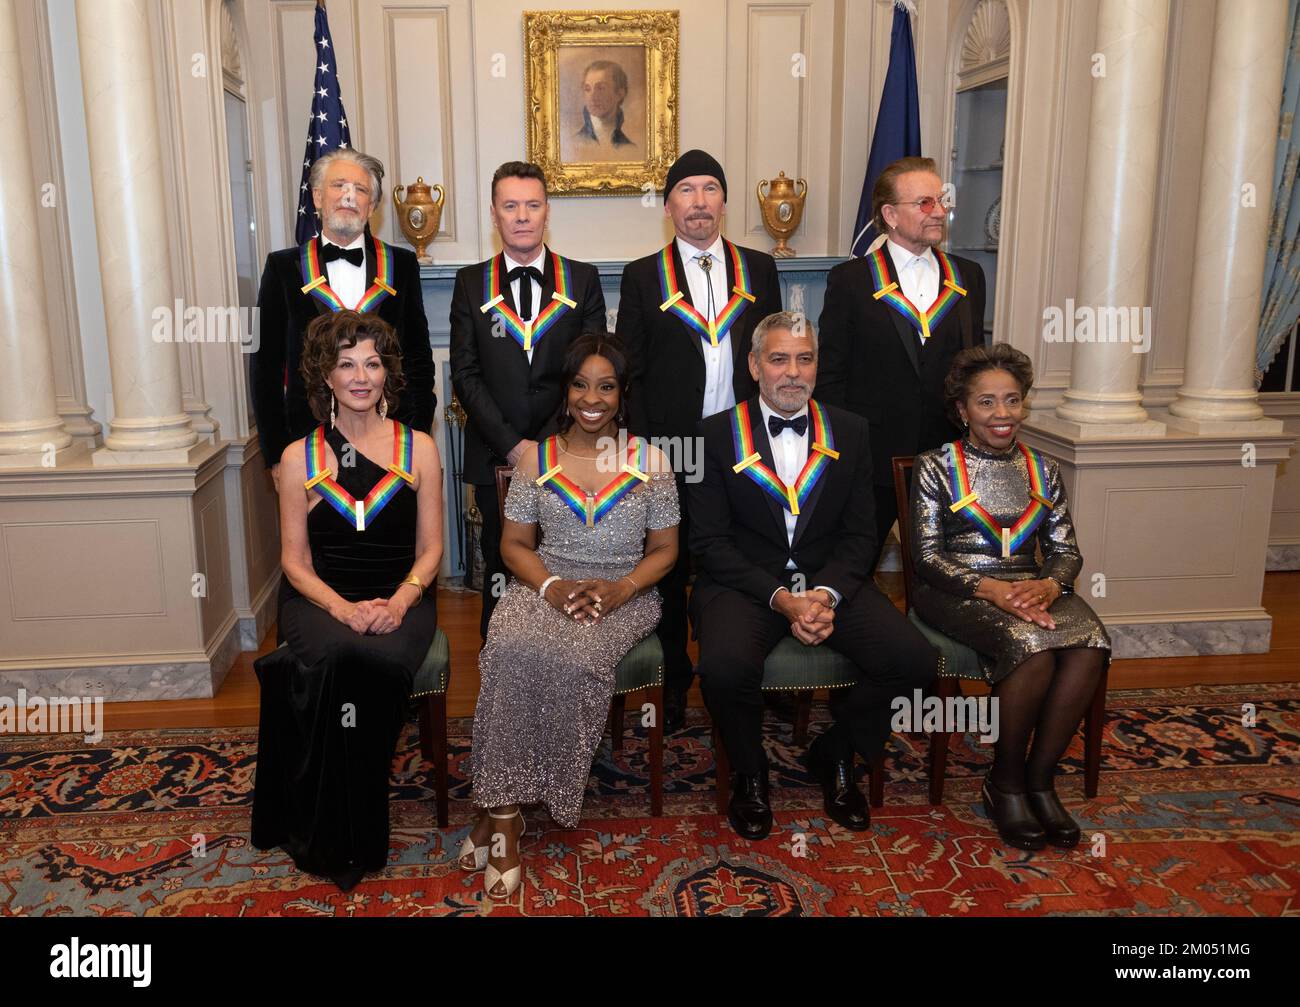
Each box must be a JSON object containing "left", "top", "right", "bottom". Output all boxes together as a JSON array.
[
  {"left": 503, "top": 246, "right": 546, "bottom": 364},
  {"left": 322, "top": 233, "right": 367, "bottom": 310},
  {"left": 886, "top": 238, "right": 939, "bottom": 319},
  {"left": 587, "top": 112, "right": 617, "bottom": 146},
  {"left": 676, "top": 235, "right": 735, "bottom": 418},
  {"left": 759, "top": 398, "right": 807, "bottom": 556},
  {"left": 757, "top": 398, "right": 842, "bottom": 610}
]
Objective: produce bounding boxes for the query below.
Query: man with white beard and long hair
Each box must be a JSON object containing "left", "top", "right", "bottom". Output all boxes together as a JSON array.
[{"left": 251, "top": 148, "right": 435, "bottom": 494}]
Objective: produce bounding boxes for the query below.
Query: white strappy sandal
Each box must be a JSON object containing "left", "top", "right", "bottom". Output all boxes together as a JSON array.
[
  {"left": 483, "top": 809, "right": 526, "bottom": 902},
  {"left": 458, "top": 833, "right": 490, "bottom": 873}
]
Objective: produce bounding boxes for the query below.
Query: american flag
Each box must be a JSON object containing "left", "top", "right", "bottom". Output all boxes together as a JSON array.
[{"left": 294, "top": 1, "right": 353, "bottom": 245}]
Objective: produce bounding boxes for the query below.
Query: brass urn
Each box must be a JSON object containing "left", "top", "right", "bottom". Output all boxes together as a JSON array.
[
  {"left": 392, "top": 177, "right": 445, "bottom": 262},
  {"left": 756, "top": 171, "right": 807, "bottom": 258}
]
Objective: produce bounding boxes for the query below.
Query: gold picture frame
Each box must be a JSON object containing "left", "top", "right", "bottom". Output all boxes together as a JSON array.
[{"left": 524, "top": 10, "right": 679, "bottom": 196}]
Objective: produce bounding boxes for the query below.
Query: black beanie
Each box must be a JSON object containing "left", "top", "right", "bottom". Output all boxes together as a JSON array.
[{"left": 665, "top": 149, "right": 727, "bottom": 201}]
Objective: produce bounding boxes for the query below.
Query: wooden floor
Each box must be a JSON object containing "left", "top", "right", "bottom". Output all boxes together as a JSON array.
[{"left": 95, "top": 571, "right": 1300, "bottom": 732}]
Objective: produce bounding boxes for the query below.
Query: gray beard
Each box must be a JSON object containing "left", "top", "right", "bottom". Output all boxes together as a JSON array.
[
  {"left": 323, "top": 210, "right": 365, "bottom": 241},
  {"left": 766, "top": 386, "right": 812, "bottom": 414}
]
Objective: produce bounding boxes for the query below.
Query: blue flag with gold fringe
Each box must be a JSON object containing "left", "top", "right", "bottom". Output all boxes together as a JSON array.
[{"left": 850, "top": 0, "right": 921, "bottom": 257}]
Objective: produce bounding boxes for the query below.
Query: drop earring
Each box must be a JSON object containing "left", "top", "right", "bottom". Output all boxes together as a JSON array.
[
  {"left": 330, "top": 394, "right": 337, "bottom": 429},
  {"left": 378, "top": 396, "right": 388, "bottom": 422}
]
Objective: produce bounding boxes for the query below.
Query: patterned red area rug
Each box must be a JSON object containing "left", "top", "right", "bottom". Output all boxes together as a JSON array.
[{"left": 2, "top": 683, "right": 1297, "bottom": 916}]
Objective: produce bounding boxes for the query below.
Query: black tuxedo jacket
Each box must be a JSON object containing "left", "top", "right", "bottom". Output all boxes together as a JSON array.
[
  {"left": 449, "top": 249, "right": 606, "bottom": 485},
  {"left": 250, "top": 235, "right": 436, "bottom": 467},
  {"left": 616, "top": 240, "right": 782, "bottom": 443},
  {"left": 687, "top": 397, "right": 876, "bottom": 614},
  {"left": 816, "top": 248, "right": 985, "bottom": 485}
]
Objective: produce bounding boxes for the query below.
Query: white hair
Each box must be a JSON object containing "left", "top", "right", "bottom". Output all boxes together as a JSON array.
[{"left": 309, "top": 148, "right": 385, "bottom": 204}]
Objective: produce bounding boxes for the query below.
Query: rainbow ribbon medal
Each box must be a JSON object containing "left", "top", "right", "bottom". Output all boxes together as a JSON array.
[
  {"left": 303, "top": 420, "right": 415, "bottom": 531},
  {"left": 866, "top": 247, "right": 966, "bottom": 342},
  {"left": 479, "top": 249, "right": 575, "bottom": 353},
  {"left": 946, "top": 440, "right": 1053, "bottom": 557},
  {"left": 656, "top": 239, "right": 756, "bottom": 348},
  {"left": 299, "top": 235, "right": 397, "bottom": 312},
  {"left": 535, "top": 436, "right": 650, "bottom": 527},
  {"left": 730, "top": 399, "right": 839, "bottom": 515}
]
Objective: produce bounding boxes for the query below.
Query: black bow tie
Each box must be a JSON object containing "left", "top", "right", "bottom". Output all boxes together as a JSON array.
[
  {"left": 321, "top": 243, "right": 364, "bottom": 267},
  {"left": 507, "top": 265, "right": 544, "bottom": 320},
  {"left": 768, "top": 414, "right": 808, "bottom": 437}
]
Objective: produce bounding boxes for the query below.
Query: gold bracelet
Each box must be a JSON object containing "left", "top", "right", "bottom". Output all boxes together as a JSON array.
[
  {"left": 622, "top": 574, "right": 640, "bottom": 594},
  {"left": 400, "top": 573, "right": 424, "bottom": 599}
]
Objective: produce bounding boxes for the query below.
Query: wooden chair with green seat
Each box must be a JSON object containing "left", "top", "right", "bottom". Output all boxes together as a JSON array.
[
  {"left": 711, "top": 640, "right": 888, "bottom": 815},
  {"left": 494, "top": 465, "right": 665, "bottom": 816},
  {"left": 890, "top": 454, "right": 1106, "bottom": 803},
  {"left": 410, "top": 630, "right": 452, "bottom": 827},
  {"left": 261, "top": 625, "right": 453, "bottom": 828}
]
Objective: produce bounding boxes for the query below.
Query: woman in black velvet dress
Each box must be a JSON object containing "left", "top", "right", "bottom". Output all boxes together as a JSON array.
[{"left": 252, "top": 310, "right": 443, "bottom": 891}]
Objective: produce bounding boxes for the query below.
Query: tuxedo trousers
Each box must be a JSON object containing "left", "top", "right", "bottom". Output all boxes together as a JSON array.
[
  {"left": 475, "top": 479, "right": 504, "bottom": 641},
  {"left": 694, "top": 576, "right": 938, "bottom": 775}
]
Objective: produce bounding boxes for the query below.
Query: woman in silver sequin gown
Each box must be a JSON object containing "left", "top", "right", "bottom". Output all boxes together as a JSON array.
[
  {"left": 909, "top": 343, "right": 1109, "bottom": 852},
  {"left": 464, "top": 333, "right": 680, "bottom": 901}
]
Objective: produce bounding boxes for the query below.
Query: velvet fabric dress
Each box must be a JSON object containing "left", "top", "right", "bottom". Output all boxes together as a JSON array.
[{"left": 252, "top": 422, "right": 437, "bottom": 891}]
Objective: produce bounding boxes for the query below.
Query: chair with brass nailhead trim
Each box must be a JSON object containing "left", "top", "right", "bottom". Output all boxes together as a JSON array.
[
  {"left": 711, "top": 638, "right": 890, "bottom": 815},
  {"left": 409, "top": 629, "right": 452, "bottom": 827}
]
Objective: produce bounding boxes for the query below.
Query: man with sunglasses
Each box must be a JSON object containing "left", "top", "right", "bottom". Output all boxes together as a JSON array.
[{"left": 817, "top": 155, "right": 986, "bottom": 568}]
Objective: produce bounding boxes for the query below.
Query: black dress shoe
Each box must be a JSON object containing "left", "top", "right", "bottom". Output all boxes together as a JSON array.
[
  {"left": 981, "top": 776, "right": 1047, "bottom": 851},
  {"left": 1026, "top": 789, "right": 1081, "bottom": 848},
  {"left": 663, "top": 684, "right": 688, "bottom": 734},
  {"left": 727, "top": 771, "right": 773, "bottom": 840},
  {"left": 804, "top": 734, "right": 870, "bottom": 831}
]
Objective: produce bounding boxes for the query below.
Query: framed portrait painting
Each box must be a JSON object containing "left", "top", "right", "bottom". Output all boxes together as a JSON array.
[{"left": 524, "top": 10, "right": 679, "bottom": 195}]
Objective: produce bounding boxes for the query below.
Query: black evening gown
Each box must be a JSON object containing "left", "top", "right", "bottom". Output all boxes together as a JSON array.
[{"left": 252, "top": 423, "right": 437, "bottom": 891}]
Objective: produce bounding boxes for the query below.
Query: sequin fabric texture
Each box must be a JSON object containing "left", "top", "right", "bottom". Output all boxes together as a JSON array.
[
  {"left": 909, "top": 438, "right": 1111, "bottom": 682},
  {"left": 470, "top": 470, "right": 679, "bottom": 825}
]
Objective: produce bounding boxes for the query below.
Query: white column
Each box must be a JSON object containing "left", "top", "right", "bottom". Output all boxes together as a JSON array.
[
  {"left": 0, "top": 0, "right": 71, "bottom": 462},
  {"left": 75, "top": 0, "right": 196, "bottom": 459},
  {"left": 1052, "top": 0, "right": 1169, "bottom": 434},
  {"left": 1168, "top": 0, "right": 1287, "bottom": 431}
]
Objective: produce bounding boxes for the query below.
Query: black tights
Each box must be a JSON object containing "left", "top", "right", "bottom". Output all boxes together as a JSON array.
[{"left": 989, "top": 648, "right": 1106, "bottom": 793}]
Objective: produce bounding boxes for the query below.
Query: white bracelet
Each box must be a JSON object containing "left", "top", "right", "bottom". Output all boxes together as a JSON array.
[{"left": 539, "top": 574, "right": 561, "bottom": 598}]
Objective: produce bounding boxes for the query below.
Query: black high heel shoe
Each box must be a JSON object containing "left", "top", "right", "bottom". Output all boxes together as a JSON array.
[
  {"left": 981, "top": 776, "right": 1047, "bottom": 851},
  {"left": 1026, "top": 789, "right": 1081, "bottom": 848}
]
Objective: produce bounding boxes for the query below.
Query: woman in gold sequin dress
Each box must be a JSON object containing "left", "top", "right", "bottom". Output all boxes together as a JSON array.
[
  {"left": 464, "top": 333, "right": 680, "bottom": 901},
  {"left": 909, "top": 343, "right": 1110, "bottom": 852}
]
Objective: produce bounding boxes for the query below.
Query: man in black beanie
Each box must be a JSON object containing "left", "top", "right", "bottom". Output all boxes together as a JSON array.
[{"left": 616, "top": 149, "right": 782, "bottom": 733}]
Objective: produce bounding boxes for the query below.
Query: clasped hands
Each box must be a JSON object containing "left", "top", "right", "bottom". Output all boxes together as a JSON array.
[
  {"left": 774, "top": 588, "right": 836, "bottom": 646},
  {"left": 544, "top": 578, "right": 635, "bottom": 625},
  {"left": 335, "top": 590, "right": 414, "bottom": 635},
  {"left": 979, "top": 577, "right": 1061, "bottom": 629}
]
